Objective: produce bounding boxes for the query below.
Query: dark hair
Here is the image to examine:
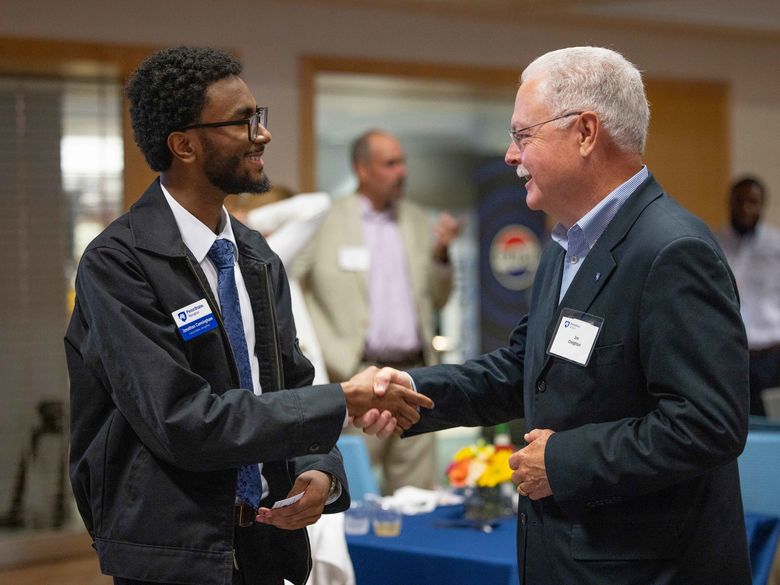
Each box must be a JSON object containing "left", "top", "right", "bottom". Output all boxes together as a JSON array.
[
  {"left": 731, "top": 175, "right": 766, "bottom": 196},
  {"left": 126, "top": 46, "right": 242, "bottom": 172}
]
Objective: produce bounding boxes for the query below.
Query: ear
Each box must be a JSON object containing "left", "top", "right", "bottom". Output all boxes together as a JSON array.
[
  {"left": 167, "top": 131, "right": 198, "bottom": 165},
  {"left": 577, "top": 112, "right": 599, "bottom": 157},
  {"left": 354, "top": 161, "right": 368, "bottom": 183}
]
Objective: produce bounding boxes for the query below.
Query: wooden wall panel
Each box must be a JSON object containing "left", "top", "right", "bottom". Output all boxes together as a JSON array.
[{"left": 644, "top": 79, "right": 730, "bottom": 228}]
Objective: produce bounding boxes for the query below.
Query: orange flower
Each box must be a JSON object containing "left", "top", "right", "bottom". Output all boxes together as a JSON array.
[{"left": 446, "top": 458, "right": 472, "bottom": 488}]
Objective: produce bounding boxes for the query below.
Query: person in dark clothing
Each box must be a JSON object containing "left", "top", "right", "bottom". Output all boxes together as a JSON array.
[{"left": 65, "top": 46, "right": 430, "bottom": 585}]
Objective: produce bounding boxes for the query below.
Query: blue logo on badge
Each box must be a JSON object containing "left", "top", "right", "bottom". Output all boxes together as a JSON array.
[
  {"left": 172, "top": 300, "right": 217, "bottom": 341},
  {"left": 564, "top": 320, "right": 571, "bottom": 328}
]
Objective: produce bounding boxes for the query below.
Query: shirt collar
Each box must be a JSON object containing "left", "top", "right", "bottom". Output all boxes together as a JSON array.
[
  {"left": 358, "top": 193, "right": 397, "bottom": 221},
  {"left": 160, "top": 182, "right": 237, "bottom": 263},
  {"left": 552, "top": 165, "right": 648, "bottom": 251}
]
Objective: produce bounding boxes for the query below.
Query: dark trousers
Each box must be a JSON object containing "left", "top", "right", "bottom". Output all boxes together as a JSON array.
[
  {"left": 749, "top": 344, "right": 780, "bottom": 416},
  {"left": 232, "top": 522, "right": 286, "bottom": 585},
  {"left": 113, "top": 522, "right": 286, "bottom": 585}
]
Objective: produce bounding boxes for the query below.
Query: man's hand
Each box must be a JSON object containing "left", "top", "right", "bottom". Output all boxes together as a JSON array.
[
  {"left": 342, "top": 366, "right": 433, "bottom": 431},
  {"left": 433, "top": 212, "right": 463, "bottom": 263},
  {"left": 352, "top": 367, "right": 417, "bottom": 437},
  {"left": 373, "top": 366, "right": 414, "bottom": 396},
  {"left": 352, "top": 408, "right": 399, "bottom": 438},
  {"left": 508, "top": 428, "right": 555, "bottom": 500},
  {"left": 255, "top": 470, "right": 330, "bottom": 529}
]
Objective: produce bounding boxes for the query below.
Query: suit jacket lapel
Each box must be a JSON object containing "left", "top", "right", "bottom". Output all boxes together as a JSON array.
[
  {"left": 557, "top": 174, "right": 664, "bottom": 315},
  {"left": 344, "top": 195, "right": 369, "bottom": 303},
  {"left": 525, "top": 242, "right": 564, "bottom": 424},
  {"left": 531, "top": 174, "right": 664, "bottom": 393}
]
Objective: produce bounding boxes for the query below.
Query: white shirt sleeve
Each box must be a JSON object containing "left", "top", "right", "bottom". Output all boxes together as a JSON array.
[{"left": 245, "top": 193, "right": 331, "bottom": 266}]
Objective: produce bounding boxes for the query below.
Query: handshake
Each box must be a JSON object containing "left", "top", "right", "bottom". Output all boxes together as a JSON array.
[{"left": 341, "top": 366, "right": 431, "bottom": 439}]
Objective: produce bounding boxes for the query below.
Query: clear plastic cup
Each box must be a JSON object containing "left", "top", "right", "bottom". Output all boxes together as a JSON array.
[
  {"left": 344, "top": 501, "right": 371, "bottom": 535},
  {"left": 372, "top": 502, "right": 402, "bottom": 537}
]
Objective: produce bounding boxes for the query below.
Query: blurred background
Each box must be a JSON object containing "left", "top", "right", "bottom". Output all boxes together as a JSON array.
[{"left": 1, "top": 0, "right": 778, "bottom": 577}]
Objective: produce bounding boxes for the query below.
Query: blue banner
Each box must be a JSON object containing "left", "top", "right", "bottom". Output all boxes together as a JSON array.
[{"left": 476, "top": 157, "right": 547, "bottom": 353}]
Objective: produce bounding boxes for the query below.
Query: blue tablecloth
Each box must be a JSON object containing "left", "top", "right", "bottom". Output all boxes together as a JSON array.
[
  {"left": 346, "top": 506, "right": 779, "bottom": 585},
  {"left": 347, "top": 505, "right": 518, "bottom": 585},
  {"left": 746, "top": 511, "right": 780, "bottom": 585}
]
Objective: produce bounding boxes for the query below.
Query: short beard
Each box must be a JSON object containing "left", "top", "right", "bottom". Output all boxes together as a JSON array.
[{"left": 202, "top": 138, "right": 272, "bottom": 195}]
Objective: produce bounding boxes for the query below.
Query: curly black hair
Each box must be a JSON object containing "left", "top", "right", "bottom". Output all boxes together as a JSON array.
[{"left": 126, "top": 46, "right": 242, "bottom": 172}]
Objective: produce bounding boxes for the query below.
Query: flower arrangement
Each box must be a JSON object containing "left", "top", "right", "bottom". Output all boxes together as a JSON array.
[
  {"left": 446, "top": 437, "right": 516, "bottom": 521},
  {"left": 446, "top": 440, "right": 514, "bottom": 488}
]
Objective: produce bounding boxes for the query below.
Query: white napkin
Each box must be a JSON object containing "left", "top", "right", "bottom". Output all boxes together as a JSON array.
[{"left": 384, "top": 486, "right": 465, "bottom": 515}]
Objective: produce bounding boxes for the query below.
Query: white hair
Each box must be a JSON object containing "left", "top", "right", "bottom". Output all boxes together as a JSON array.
[{"left": 521, "top": 47, "right": 650, "bottom": 154}]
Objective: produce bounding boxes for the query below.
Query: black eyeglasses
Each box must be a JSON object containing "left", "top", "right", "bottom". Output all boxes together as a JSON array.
[
  {"left": 178, "top": 106, "right": 268, "bottom": 142},
  {"left": 508, "top": 111, "right": 582, "bottom": 149}
]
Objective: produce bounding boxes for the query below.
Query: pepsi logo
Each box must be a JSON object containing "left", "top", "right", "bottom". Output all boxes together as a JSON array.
[{"left": 489, "top": 225, "right": 540, "bottom": 291}]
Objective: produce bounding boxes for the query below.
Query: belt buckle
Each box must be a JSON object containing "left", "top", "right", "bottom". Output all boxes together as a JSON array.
[{"left": 235, "top": 502, "right": 256, "bottom": 527}]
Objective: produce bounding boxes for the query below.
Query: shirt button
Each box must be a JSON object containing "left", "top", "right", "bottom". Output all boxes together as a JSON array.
[
  {"left": 536, "top": 380, "right": 546, "bottom": 393},
  {"left": 570, "top": 256, "right": 578, "bottom": 263}
]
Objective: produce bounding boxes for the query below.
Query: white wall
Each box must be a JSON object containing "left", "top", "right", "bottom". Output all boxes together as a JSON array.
[{"left": 3, "top": 0, "right": 779, "bottom": 224}]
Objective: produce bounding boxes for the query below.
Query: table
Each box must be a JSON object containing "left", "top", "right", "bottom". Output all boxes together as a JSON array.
[
  {"left": 346, "top": 506, "right": 779, "bottom": 585},
  {"left": 747, "top": 512, "right": 780, "bottom": 585},
  {"left": 347, "top": 505, "right": 518, "bottom": 585}
]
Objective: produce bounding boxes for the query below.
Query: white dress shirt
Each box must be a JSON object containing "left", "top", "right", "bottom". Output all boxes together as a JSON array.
[
  {"left": 161, "top": 184, "right": 269, "bottom": 499},
  {"left": 718, "top": 222, "right": 780, "bottom": 349}
]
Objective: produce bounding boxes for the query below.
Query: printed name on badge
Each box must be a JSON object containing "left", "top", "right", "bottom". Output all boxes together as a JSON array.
[
  {"left": 547, "top": 309, "right": 604, "bottom": 366},
  {"left": 172, "top": 299, "right": 218, "bottom": 341}
]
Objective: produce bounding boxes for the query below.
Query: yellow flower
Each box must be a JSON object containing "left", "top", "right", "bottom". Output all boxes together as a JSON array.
[
  {"left": 452, "top": 446, "right": 476, "bottom": 462},
  {"left": 448, "top": 441, "right": 513, "bottom": 488},
  {"left": 476, "top": 448, "right": 513, "bottom": 487}
]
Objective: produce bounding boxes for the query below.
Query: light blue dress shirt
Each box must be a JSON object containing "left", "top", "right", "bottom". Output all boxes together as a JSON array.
[{"left": 552, "top": 166, "right": 649, "bottom": 302}]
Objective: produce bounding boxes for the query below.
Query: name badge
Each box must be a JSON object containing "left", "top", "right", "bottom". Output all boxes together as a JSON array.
[
  {"left": 172, "top": 299, "right": 218, "bottom": 341},
  {"left": 547, "top": 309, "right": 604, "bottom": 366},
  {"left": 338, "top": 246, "right": 370, "bottom": 272}
]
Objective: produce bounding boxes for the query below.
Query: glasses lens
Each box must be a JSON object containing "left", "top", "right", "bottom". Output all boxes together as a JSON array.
[{"left": 250, "top": 107, "right": 268, "bottom": 141}]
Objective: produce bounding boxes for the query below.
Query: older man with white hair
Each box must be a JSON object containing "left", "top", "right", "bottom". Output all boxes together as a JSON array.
[{"left": 362, "top": 46, "right": 751, "bottom": 584}]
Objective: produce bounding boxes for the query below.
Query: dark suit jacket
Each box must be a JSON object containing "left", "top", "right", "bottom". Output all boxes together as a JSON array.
[
  {"left": 408, "top": 175, "right": 751, "bottom": 585},
  {"left": 65, "top": 180, "right": 349, "bottom": 585}
]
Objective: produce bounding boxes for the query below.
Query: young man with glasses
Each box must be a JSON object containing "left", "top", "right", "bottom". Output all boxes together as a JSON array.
[{"left": 65, "top": 46, "right": 431, "bottom": 585}]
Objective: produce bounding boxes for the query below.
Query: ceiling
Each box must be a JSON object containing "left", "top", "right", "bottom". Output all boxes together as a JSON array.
[{"left": 299, "top": 0, "right": 780, "bottom": 38}]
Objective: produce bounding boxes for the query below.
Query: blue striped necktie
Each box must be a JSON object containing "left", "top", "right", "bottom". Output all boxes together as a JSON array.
[{"left": 207, "top": 238, "right": 261, "bottom": 509}]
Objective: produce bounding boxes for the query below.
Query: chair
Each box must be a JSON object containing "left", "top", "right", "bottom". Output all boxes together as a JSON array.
[
  {"left": 337, "top": 435, "right": 379, "bottom": 501},
  {"left": 761, "top": 387, "right": 780, "bottom": 421},
  {"left": 738, "top": 430, "right": 780, "bottom": 517}
]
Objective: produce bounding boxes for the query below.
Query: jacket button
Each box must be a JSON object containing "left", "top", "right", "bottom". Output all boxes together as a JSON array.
[
  {"left": 536, "top": 380, "right": 546, "bottom": 393},
  {"left": 308, "top": 443, "right": 321, "bottom": 453}
]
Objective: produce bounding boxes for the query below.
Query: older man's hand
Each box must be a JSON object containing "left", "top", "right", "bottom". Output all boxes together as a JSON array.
[
  {"left": 351, "top": 367, "right": 417, "bottom": 438},
  {"left": 509, "top": 429, "right": 555, "bottom": 500}
]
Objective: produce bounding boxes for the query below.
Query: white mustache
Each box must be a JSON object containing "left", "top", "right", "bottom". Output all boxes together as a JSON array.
[{"left": 516, "top": 165, "right": 530, "bottom": 185}]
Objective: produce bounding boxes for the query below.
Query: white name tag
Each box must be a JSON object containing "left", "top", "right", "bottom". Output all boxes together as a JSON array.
[
  {"left": 547, "top": 309, "right": 604, "bottom": 366},
  {"left": 338, "top": 246, "right": 370, "bottom": 272},
  {"left": 172, "top": 299, "right": 218, "bottom": 341}
]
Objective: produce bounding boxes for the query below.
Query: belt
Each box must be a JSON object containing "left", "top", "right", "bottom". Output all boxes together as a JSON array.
[{"left": 234, "top": 502, "right": 257, "bottom": 528}]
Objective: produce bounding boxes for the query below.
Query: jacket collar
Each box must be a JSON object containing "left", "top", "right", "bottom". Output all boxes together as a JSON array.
[
  {"left": 128, "top": 178, "right": 268, "bottom": 264},
  {"left": 129, "top": 179, "right": 190, "bottom": 258}
]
